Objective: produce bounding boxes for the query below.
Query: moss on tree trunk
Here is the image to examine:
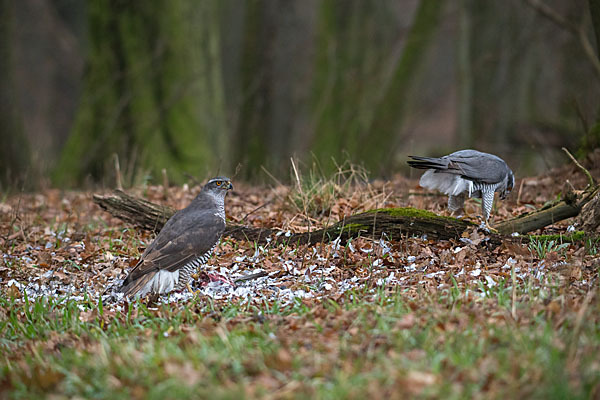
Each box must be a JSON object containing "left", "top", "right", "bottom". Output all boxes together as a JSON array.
[{"left": 53, "top": 0, "right": 227, "bottom": 187}]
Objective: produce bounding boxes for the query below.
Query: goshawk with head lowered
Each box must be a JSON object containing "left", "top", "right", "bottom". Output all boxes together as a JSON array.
[
  {"left": 407, "top": 150, "right": 514, "bottom": 228},
  {"left": 118, "top": 177, "right": 233, "bottom": 298}
]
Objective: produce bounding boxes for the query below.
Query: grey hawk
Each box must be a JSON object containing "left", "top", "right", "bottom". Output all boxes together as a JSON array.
[
  {"left": 407, "top": 150, "right": 514, "bottom": 227},
  {"left": 118, "top": 177, "right": 233, "bottom": 298}
]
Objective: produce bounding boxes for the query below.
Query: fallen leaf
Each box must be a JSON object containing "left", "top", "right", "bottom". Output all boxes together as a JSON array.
[
  {"left": 401, "top": 370, "right": 437, "bottom": 395},
  {"left": 395, "top": 313, "right": 416, "bottom": 330}
]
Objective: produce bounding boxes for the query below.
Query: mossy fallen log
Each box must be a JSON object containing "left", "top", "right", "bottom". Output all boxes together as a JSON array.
[
  {"left": 93, "top": 190, "right": 491, "bottom": 245},
  {"left": 226, "top": 207, "right": 480, "bottom": 246},
  {"left": 93, "top": 184, "right": 598, "bottom": 246}
]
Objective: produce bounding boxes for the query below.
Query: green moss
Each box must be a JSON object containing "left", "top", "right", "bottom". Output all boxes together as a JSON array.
[
  {"left": 53, "top": 0, "right": 222, "bottom": 187},
  {"left": 367, "top": 207, "right": 468, "bottom": 223},
  {"left": 335, "top": 223, "right": 369, "bottom": 234},
  {"left": 528, "top": 231, "right": 588, "bottom": 243}
]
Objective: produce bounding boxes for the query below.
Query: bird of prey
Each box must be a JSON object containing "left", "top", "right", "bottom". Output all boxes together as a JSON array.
[
  {"left": 407, "top": 150, "right": 514, "bottom": 229},
  {"left": 118, "top": 177, "right": 233, "bottom": 298}
]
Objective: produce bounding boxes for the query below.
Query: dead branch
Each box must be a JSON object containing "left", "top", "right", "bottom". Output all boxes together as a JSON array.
[
  {"left": 93, "top": 190, "right": 173, "bottom": 232},
  {"left": 494, "top": 148, "right": 599, "bottom": 234},
  {"left": 495, "top": 185, "right": 598, "bottom": 234},
  {"left": 562, "top": 147, "right": 596, "bottom": 187},
  {"left": 233, "top": 271, "right": 269, "bottom": 284}
]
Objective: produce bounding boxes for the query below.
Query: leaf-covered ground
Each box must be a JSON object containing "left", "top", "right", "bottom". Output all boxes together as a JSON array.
[{"left": 1, "top": 160, "right": 600, "bottom": 399}]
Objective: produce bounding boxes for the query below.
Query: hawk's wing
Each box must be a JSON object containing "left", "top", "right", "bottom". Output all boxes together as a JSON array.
[
  {"left": 445, "top": 150, "right": 508, "bottom": 184},
  {"left": 409, "top": 150, "right": 508, "bottom": 184},
  {"left": 122, "top": 209, "right": 225, "bottom": 286}
]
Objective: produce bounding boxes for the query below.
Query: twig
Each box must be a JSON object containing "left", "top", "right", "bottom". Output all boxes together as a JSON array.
[
  {"left": 233, "top": 271, "right": 269, "bottom": 284},
  {"left": 290, "top": 157, "right": 311, "bottom": 239},
  {"left": 162, "top": 168, "right": 169, "bottom": 199},
  {"left": 261, "top": 165, "right": 284, "bottom": 187},
  {"left": 233, "top": 162, "right": 243, "bottom": 180},
  {"left": 113, "top": 153, "right": 123, "bottom": 190},
  {"left": 511, "top": 260, "right": 517, "bottom": 320},
  {"left": 578, "top": 24, "right": 600, "bottom": 80},
  {"left": 517, "top": 177, "right": 526, "bottom": 205},
  {"left": 562, "top": 147, "right": 595, "bottom": 187},
  {"left": 524, "top": 0, "right": 577, "bottom": 33},
  {"left": 240, "top": 200, "right": 273, "bottom": 223},
  {"left": 290, "top": 157, "right": 302, "bottom": 192},
  {"left": 183, "top": 173, "right": 201, "bottom": 186}
]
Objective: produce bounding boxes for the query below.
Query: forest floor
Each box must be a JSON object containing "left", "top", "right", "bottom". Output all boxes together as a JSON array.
[{"left": 1, "top": 156, "right": 600, "bottom": 399}]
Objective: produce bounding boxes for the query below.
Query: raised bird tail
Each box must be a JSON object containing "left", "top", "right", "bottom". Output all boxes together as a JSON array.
[
  {"left": 407, "top": 155, "right": 447, "bottom": 170},
  {"left": 118, "top": 271, "right": 155, "bottom": 298}
]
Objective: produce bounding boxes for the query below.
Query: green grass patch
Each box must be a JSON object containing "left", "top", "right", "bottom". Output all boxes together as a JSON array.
[
  {"left": 335, "top": 223, "right": 370, "bottom": 235},
  {"left": 2, "top": 285, "right": 599, "bottom": 398}
]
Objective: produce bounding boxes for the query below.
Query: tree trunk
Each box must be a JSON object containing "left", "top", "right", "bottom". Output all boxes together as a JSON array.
[
  {"left": 361, "top": 0, "right": 443, "bottom": 173},
  {"left": 578, "top": 188, "right": 600, "bottom": 232},
  {"left": 0, "top": 0, "right": 29, "bottom": 188},
  {"left": 589, "top": 0, "right": 600, "bottom": 57},
  {"left": 457, "top": 0, "right": 473, "bottom": 148},
  {"left": 53, "top": 0, "right": 226, "bottom": 187}
]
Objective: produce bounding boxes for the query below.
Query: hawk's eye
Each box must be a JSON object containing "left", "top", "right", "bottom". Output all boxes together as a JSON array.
[{"left": 216, "top": 181, "right": 222, "bottom": 186}]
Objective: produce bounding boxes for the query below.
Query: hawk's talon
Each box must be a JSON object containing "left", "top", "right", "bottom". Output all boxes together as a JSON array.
[
  {"left": 479, "top": 220, "right": 498, "bottom": 234},
  {"left": 486, "top": 223, "right": 499, "bottom": 234}
]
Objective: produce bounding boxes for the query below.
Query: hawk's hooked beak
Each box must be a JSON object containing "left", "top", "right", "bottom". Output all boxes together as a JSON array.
[{"left": 227, "top": 182, "right": 233, "bottom": 191}]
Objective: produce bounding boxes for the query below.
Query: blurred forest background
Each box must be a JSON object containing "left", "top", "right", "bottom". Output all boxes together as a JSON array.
[{"left": 1, "top": 0, "right": 599, "bottom": 189}]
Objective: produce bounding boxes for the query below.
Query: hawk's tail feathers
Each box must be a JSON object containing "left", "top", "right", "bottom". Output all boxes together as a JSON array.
[
  {"left": 118, "top": 272, "right": 156, "bottom": 298},
  {"left": 407, "top": 156, "right": 446, "bottom": 170}
]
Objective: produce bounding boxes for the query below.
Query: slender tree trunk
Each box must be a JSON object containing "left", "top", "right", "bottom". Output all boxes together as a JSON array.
[
  {"left": 0, "top": 0, "right": 29, "bottom": 188},
  {"left": 311, "top": 0, "right": 441, "bottom": 175},
  {"left": 457, "top": 0, "right": 473, "bottom": 148},
  {"left": 362, "top": 0, "right": 443, "bottom": 173},
  {"left": 589, "top": 0, "right": 600, "bottom": 56}
]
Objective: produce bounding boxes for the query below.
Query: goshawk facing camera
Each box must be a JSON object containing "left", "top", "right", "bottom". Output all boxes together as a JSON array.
[
  {"left": 118, "top": 177, "right": 233, "bottom": 298},
  {"left": 407, "top": 150, "right": 514, "bottom": 227}
]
